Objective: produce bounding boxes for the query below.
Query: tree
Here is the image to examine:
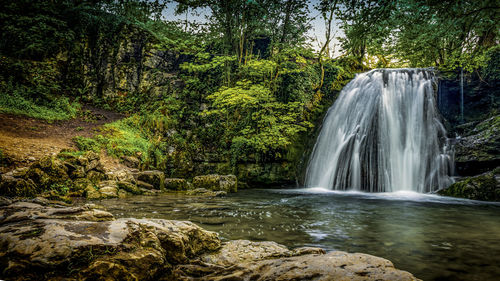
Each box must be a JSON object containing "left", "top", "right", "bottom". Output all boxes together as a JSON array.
[{"left": 336, "top": 0, "right": 499, "bottom": 71}]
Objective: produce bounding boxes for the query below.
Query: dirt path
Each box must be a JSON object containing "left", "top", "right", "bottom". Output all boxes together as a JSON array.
[{"left": 0, "top": 106, "right": 124, "bottom": 172}]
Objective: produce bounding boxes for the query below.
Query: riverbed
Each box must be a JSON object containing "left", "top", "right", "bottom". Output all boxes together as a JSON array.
[{"left": 98, "top": 189, "right": 500, "bottom": 281}]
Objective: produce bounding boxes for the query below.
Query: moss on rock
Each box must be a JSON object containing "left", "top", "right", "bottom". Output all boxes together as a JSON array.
[
  {"left": 438, "top": 168, "right": 500, "bottom": 201},
  {"left": 164, "top": 178, "right": 189, "bottom": 191},
  {"left": 192, "top": 174, "right": 237, "bottom": 193}
]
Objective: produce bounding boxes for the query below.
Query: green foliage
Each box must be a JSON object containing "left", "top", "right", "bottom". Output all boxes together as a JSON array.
[
  {"left": 337, "top": 0, "right": 499, "bottom": 71},
  {"left": 0, "top": 0, "right": 360, "bottom": 177},
  {"left": 205, "top": 79, "right": 313, "bottom": 162},
  {"left": 482, "top": 45, "right": 500, "bottom": 80},
  {"left": 73, "top": 136, "right": 101, "bottom": 153}
]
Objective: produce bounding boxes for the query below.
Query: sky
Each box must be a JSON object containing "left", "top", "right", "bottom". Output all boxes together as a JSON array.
[{"left": 161, "top": 1, "right": 344, "bottom": 56}]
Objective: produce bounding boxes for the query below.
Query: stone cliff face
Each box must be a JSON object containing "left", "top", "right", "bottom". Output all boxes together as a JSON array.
[
  {"left": 437, "top": 71, "right": 500, "bottom": 201},
  {"left": 81, "top": 25, "right": 185, "bottom": 100}
]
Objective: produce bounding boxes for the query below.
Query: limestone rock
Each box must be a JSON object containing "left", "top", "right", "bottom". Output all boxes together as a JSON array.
[
  {"left": 137, "top": 180, "right": 155, "bottom": 190},
  {"left": 202, "top": 240, "right": 303, "bottom": 266},
  {"left": 0, "top": 175, "right": 37, "bottom": 197},
  {"left": 98, "top": 180, "right": 119, "bottom": 198},
  {"left": 106, "top": 169, "right": 137, "bottom": 183},
  {"left": 186, "top": 188, "right": 227, "bottom": 197},
  {"left": 454, "top": 115, "right": 500, "bottom": 176},
  {"left": 438, "top": 168, "right": 500, "bottom": 201},
  {"left": 164, "top": 178, "right": 189, "bottom": 191},
  {"left": 180, "top": 251, "right": 420, "bottom": 281},
  {"left": 87, "top": 170, "right": 106, "bottom": 183},
  {"left": 85, "top": 185, "right": 102, "bottom": 200},
  {"left": 192, "top": 174, "right": 237, "bottom": 193},
  {"left": 117, "top": 181, "right": 142, "bottom": 195},
  {"left": 121, "top": 156, "right": 140, "bottom": 168},
  {"left": 137, "top": 170, "right": 165, "bottom": 190},
  {"left": 0, "top": 202, "right": 419, "bottom": 280},
  {"left": 0, "top": 202, "right": 220, "bottom": 280}
]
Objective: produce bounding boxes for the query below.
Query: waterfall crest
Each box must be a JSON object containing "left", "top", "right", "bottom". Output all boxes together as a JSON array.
[{"left": 305, "top": 69, "right": 453, "bottom": 192}]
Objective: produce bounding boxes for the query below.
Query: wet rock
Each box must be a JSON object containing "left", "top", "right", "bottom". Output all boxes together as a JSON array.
[
  {"left": 0, "top": 202, "right": 419, "bottom": 280},
  {"left": 164, "top": 178, "right": 189, "bottom": 191},
  {"left": 98, "top": 180, "right": 119, "bottom": 198},
  {"left": 106, "top": 169, "right": 138, "bottom": 183},
  {"left": 0, "top": 175, "right": 37, "bottom": 197},
  {"left": 87, "top": 170, "right": 106, "bottom": 183},
  {"left": 175, "top": 241, "right": 418, "bottom": 281},
  {"left": 121, "top": 155, "right": 140, "bottom": 168},
  {"left": 178, "top": 251, "right": 420, "bottom": 281},
  {"left": 0, "top": 202, "right": 220, "bottom": 280},
  {"left": 438, "top": 168, "right": 500, "bottom": 201},
  {"left": 186, "top": 188, "right": 227, "bottom": 197},
  {"left": 454, "top": 115, "right": 500, "bottom": 176},
  {"left": 137, "top": 170, "right": 165, "bottom": 190},
  {"left": 85, "top": 185, "right": 102, "bottom": 200},
  {"left": 192, "top": 174, "right": 237, "bottom": 193},
  {"left": 117, "top": 181, "right": 142, "bottom": 195},
  {"left": 202, "top": 240, "right": 308, "bottom": 266},
  {"left": 137, "top": 180, "right": 155, "bottom": 190}
]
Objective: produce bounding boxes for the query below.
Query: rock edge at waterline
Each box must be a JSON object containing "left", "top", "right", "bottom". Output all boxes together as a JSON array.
[{"left": 0, "top": 198, "right": 420, "bottom": 280}]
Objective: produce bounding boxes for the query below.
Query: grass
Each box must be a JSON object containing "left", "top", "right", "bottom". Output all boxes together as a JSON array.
[
  {"left": 72, "top": 117, "right": 151, "bottom": 160},
  {"left": 0, "top": 88, "right": 81, "bottom": 121},
  {"left": 71, "top": 114, "right": 174, "bottom": 170},
  {"left": 101, "top": 119, "right": 151, "bottom": 158}
]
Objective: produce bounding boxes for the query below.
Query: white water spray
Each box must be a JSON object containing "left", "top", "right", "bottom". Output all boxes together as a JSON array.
[{"left": 305, "top": 69, "right": 453, "bottom": 192}]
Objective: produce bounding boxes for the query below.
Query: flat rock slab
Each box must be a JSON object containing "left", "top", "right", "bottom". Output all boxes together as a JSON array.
[{"left": 0, "top": 199, "right": 420, "bottom": 280}]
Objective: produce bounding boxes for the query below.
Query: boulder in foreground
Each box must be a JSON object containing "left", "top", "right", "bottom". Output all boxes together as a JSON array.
[{"left": 0, "top": 199, "right": 420, "bottom": 280}]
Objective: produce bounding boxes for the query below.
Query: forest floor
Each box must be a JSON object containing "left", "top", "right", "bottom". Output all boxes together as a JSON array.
[{"left": 0, "top": 106, "right": 124, "bottom": 172}]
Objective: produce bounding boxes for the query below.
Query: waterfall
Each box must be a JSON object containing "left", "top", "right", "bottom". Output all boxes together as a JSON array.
[{"left": 305, "top": 69, "right": 453, "bottom": 193}]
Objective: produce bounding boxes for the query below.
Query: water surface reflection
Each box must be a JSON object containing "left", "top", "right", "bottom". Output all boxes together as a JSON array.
[{"left": 98, "top": 189, "right": 500, "bottom": 281}]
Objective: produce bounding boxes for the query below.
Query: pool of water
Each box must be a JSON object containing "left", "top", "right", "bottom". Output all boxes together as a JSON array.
[{"left": 98, "top": 189, "right": 500, "bottom": 281}]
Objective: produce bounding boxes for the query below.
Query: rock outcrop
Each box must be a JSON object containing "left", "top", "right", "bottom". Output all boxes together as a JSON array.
[
  {"left": 0, "top": 151, "right": 172, "bottom": 200},
  {"left": 454, "top": 115, "right": 500, "bottom": 176},
  {"left": 193, "top": 174, "right": 237, "bottom": 193},
  {"left": 186, "top": 188, "right": 227, "bottom": 197},
  {"left": 0, "top": 199, "right": 220, "bottom": 280},
  {"left": 438, "top": 168, "right": 500, "bottom": 201},
  {"left": 0, "top": 200, "right": 421, "bottom": 281}
]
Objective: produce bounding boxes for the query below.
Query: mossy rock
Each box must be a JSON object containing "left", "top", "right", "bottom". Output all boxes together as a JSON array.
[
  {"left": 137, "top": 171, "right": 165, "bottom": 190},
  {"left": 29, "top": 156, "right": 70, "bottom": 186},
  {"left": 117, "top": 181, "right": 142, "bottom": 195},
  {"left": 0, "top": 176, "right": 38, "bottom": 197},
  {"left": 85, "top": 185, "right": 102, "bottom": 200},
  {"left": 87, "top": 170, "right": 106, "bottom": 183},
  {"left": 98, "top": 181, "right": 119, "bottom": 198},
  {"left": 164, "top": 178, "right": 189, "bottom": 191},
  {"left": 438, "top": 169, "right": 500, "bottom": 201},
  {"left": 192, "top": 174, "right": 237, "bottom": 193}
]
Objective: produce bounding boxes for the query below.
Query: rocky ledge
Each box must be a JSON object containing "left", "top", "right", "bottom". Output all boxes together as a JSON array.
[
  {"left": 0, "top": 199, "right": 420, "bottom": 280},
  {"left": 454, "top": 115, "right": 500, "bottom": 176},
  {"left": 0, "top": 151, "right": 237, "bottom": 201},
  {"left": 438, "top": 168, "right": 500, "bottom": 201}
]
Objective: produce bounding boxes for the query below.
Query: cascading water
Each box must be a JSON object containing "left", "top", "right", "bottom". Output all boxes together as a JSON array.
[{"left": 305, "top": 68, "right": 453, "bottom": 193}]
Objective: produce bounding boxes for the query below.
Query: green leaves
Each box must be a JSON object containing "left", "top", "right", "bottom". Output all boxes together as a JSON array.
[
  {"left": 337, "top": 0, "right": 499, "bottom": 71},
  {"left": 204, "top": 78, "right": 312, "bottom": 160}
]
